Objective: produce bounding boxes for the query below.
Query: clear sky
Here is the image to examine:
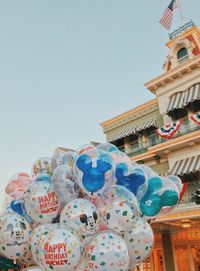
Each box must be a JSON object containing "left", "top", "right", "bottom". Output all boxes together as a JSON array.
[{"left": 0, "top": 0, "right": 200, "bottom": 206}]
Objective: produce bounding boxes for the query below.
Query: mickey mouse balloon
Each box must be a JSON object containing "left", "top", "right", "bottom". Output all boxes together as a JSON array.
[
  {"left": 35, "top": 224, "right": 81, "bottom": 271},
  {"left": 60, "top": 198, "right": 99, "bottom": 240},
  {"left": 23, "top": 181, "right": 60, "bottom": 224},
  {"left": 140, "top": 176, "right": 179, "bottom": 217},
  {"left": 115, "top": 164, "right": 148, "bottom": 200},
  {"left": 0, "top": 212, "right": 31, "bottom": 260},
  {"left": 73, "top": 149, "right": 114, "bottom": 197}
]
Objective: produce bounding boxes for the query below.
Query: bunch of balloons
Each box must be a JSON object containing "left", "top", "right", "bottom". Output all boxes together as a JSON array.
[{"left": 0, "top": 143, "right": 186, "bottom": 271}]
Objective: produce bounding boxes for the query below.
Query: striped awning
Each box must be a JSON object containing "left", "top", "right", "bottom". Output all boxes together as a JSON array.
[
  {"left": 136, "top": 119, "right": 157, "bottom": 132},
  {"left": 166, "top": 92, "right": 185, "bottom": 113},
  {"left": 107, "top": 119, "right": 157, "bottom": 142},
  {"left": 170, "top": 155, "right": 200, "bottom": 176},
  {"left": 184, "top": 83, "right": 200, "bottom": 106},
  {"left": 107, "top": 126, "right": 136, "bottom": 142}
]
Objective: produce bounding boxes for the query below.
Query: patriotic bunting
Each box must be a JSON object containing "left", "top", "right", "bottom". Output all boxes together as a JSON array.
[
  {"left": 157, "top": 120, "right": 182, "bottom": 139},
  {"left": 190, "top": 112, "right": 200, "bottom": 125}
]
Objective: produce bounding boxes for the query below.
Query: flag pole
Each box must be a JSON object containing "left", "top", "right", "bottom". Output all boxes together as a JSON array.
[{"left": 177, "top": 0, "right": 185, "bottom": 26}]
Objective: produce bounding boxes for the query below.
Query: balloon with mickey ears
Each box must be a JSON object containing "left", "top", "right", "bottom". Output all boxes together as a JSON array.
[
  {"left": 140, "top": 176, "right": 179, "bottom": 217},
  {"left": 74, "top": 149, "right": 115, "bottom": 195},
  {"left": 60, "top": 198, "right": 99, "bottom": 240},
  {"left": 0, "top": 212, "right": 31, "bottom": 261},
  {"left": 0, "top": 142, "right": 187, "bottom": 271},
  {"left": 115, "top": 163, "right": 148, "bottom": 200}
]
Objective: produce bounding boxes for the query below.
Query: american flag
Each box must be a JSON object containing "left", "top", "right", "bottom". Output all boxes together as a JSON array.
[{"left": 159, "top": 0, "right": 178, "bottom": 30}]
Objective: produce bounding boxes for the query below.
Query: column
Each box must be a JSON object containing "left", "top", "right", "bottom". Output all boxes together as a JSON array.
[
  {"left": 162, "top": 231, "right": 175, "bottom": 271},
  {"left": 187, "top": 245, "right": 195, "bottom": 271},
  {"left": 124, "top": 136, "right": 132, "bottom": 154}
]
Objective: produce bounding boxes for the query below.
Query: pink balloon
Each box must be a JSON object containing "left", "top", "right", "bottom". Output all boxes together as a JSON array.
[
  {"left": 9, "top": 172, "right": 30, "bottom": 183},
  {"left": 5, "top": 173, "right": 32, "bottom": 200},
  {"left": 5, "top": 182, "right": 17, "bottom": 194}
]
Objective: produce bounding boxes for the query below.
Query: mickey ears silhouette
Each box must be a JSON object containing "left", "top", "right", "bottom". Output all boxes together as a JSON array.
[
  {"left": 76, "top": 153, "right": 112, "bottom": 173},
  {"left": 115, "top": 163, "right": 147, "bottom": 199},
  {"left": 140, "top": 176, "right": 179, "bottom": 217},
  {"left": 75, "top": 152, "right": 114, "bottom": 194}
]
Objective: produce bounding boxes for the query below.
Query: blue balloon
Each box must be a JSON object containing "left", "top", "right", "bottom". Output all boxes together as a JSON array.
[
  {"left": 33, "top": 173, "right": 52, "bottom": 183},
  {"left": 116, "top": 163, "right": 146, "bottom": 196},
  {"left": 10, "top": 199, "right": 34, "bottom": 224},
  {"left": 140, "top": 176, "right": 179, "bottom": 217},
  {"left": 140, "top": 194, "right": 162, "bottom": 217},
  {"left": 10, "top": 200, "right": 25, "bottom": 216},
  {"left": 76, "top": 153, "right": 112, "bottom": 193}
]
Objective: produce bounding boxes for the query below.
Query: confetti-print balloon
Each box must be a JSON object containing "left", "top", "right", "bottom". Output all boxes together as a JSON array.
[
  {"left": 18, "top": 248, "right": 36, "bottom": 268},
  {"left": 32, "top": 157, "right": 52, "bottom": 177},
  {"left": 52, "top": 165, "right": 79, "bottom": 207},
  {"left": 23, "top": 181, "right": 60, "bottom": 224},
  {"left": 29, "top": 224, "right": 52, "bottom": 264},
  {"left": 35, "top": 224, "right": 81, "bottom": 271},
  {"left": 51, "top": 148, "right": 76, "bottom": 171},
  {"left": 0, "top": 212, "right": 31, "bottom": 260},
  {"left": 86, "top": 231, "right": 129, "bottom": 271},
  {"left": 99, "top": 185, "right": 140, "bottom": 233},
  {"left": 75, "top": 259, "right": 89, "bottom": 271},
  {"left": 123, "top": 217, "right": 154, "bottom": 269},
  {"left": 60, "top": 199, "right": 99, "bottom": 240}
]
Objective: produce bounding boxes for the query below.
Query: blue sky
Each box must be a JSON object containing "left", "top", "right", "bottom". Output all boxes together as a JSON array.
[{"left": 0, "top": 0, "right": 200, "bottom": 205}]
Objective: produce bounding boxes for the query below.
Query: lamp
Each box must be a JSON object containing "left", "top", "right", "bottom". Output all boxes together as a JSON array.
[{"left": 182, "top": 220, "right": 192, "bottom": 228}]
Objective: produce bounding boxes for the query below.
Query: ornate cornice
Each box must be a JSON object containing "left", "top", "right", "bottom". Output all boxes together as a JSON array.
[
  {"left": 100, "top": 99, "right": 158, "bottom": 132},
  {"left": 145, "top": 55, "right": 200, "bottom": 93}
]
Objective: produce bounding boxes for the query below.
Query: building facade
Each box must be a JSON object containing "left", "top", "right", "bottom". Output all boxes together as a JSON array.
[{"left": 101, "top": 21, "right": 200, "bottom": 271}]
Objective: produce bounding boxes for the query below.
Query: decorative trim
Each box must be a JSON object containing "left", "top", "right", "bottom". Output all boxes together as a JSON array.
[
  {"left": 190, "top": 112, "right": 200, "bottom": 125},
  {"left": 157, "top": 120, "right": 182, "bottom": 139},
  {"left": 100, "top": 99, "right": 157, "bottom": 129},
  {"left": 145, "top": 55, "right": 200, "bottom": 93}
]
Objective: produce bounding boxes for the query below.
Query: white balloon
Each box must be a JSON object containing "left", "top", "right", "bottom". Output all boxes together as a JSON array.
[
  {"left": 123, "top": 217, "right": 154, "bottom": 269},
  {"left": 60, "top": 198, "right": 99, "bottom": 239},
  {"left": 23, "top": 181, "right": 60, "bottom": 224},
  {"left": 35, "top": 224, "right": 81, "bottom": 271},
  {"left": 52, "top": 165, "right": 79, "bottom": 207},
  {"left": 99, "top": 185, "right": 140, "bottom": 233},
  {"left": 32, "top": 157, "right": 52, "bottom": 177},
  {"left": 86, "top": 231, "right": 129, "bottom": 271},
  {"left": 166, "top": 175, "right": 183, "bottom": 194},
  {"left": 0, "top": 212, "right": 31, "bottom": 260}
]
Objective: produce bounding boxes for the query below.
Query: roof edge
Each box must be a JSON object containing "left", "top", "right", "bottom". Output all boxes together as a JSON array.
[{"left": 100, "top": 98, "right": 157, "bottom": 128}]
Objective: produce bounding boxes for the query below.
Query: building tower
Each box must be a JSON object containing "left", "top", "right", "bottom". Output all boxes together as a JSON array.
[{"left": 101, "top": 21, "right": 200, "bottom": 271}]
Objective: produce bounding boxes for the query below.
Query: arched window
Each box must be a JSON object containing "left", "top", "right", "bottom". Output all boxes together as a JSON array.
[{"left": 177, "top": 47, "right": 188, "bottom": 60}]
